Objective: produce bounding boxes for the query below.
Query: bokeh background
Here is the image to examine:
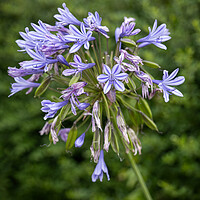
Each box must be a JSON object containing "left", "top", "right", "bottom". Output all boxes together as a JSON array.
[{"left": 0, "top": 0, "right": 200, "bottom": 199}]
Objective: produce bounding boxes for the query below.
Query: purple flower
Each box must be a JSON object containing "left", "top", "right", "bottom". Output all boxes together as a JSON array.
[
  {"left": 62, "top": 54, "right": 95, "bottom": 76},
  {"left": 137, "top": 19, "right": 171, "bottom": 50},
  {"left": 41, "top": 100, "right": 68, "bottom": 120},
  {"left": 97, "top": 64, "right": 128, "bottom": 94},
  {"left": 61, "top": 82, "right": 89, "bottom": 115},
  {"left": 19, "top": 47, "right": 58, "bottom": 72},
  {"left": 153, "top": 68, "right": 185, "bottom": 102},
  {"left": 16, "top": 27, "right": 37, "bottom": 50},
  {"left": 8, "top": 67, "right": 43, "bottom": 77},
  {"left": 8, "top": 77, "right": 40, "bottom": 97},
  {"left": 39, "top": 122, "right": 51, "bottom": 136},
  {"left": 135, "top": 71, "right": 153, "bottom": 98},
  {"left": 92, "top": 150, "right": 110, "bottom": 182},
  {"left": 19, "top": 21, "right": 70, "bottom": 55},
  {"left": 115, "top": 50, "right": 143, "bottom": 72},
  {"left": 83, "top": 12, "right": 109, "bottom": 38},
  {"left": 54, "top": 3, "right": 81, "bottom": 26},
  {"left": 115, "top": 17, "right": 140, "bottom": 42},
  {"left": 75, "top": 132, "right": 85, "bottom": 147},
  {"left": 64, "top": 23, "right": 95, "bottom": 53},
  {"left": 58, "top": 128, "right": 70, "bottom": 142}
]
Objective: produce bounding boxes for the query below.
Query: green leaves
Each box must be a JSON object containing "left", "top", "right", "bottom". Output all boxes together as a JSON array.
[
  {"left": 121, "top": 38, "right": 136, "bottom": 47},
  {"left": 69, "top": 73, "right": 80, "bottom": 86},
  {"left": 143, "top": 60, "right": 161, "bottom": 69},
  {"left": 65, "top": 125, "right": 77, "bottom": 150},
  {"left": 35, "top": 76, "right": 51, "bottom": 97}
]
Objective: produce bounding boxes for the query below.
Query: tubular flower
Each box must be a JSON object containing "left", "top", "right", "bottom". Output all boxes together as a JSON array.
[
  {"left": 153, "top": 68, "right": 185, "bottom": 102},
  {"left": 8, "top": 77, "right": 40, "bottom": 97},
  {"left": 92, "top": 150, "right": 110, "bottom": 182},
  {"left": 137, "top": 19, "right": 171, "bottom": 50}
]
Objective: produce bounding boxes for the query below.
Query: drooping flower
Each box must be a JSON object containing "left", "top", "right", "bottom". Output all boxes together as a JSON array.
[
  {"left": 54, "top": 3, "right": 81, "bottom": 26},
  {"left": 127, "top": 127, "right": 142, "bottom": 155},
  {"left": 50, "top": 116, "right": 59, "bottom": 144},
  {"left": 62, "top": 54, "right": 95, "bottom": 76},
  {"left": 39, "top": 122, "right": 51, "bottom": 136},
  {"left": 41, "top": 100, "right": 68, "bottom": 120},
  {"left": 58, "top": 128, "right": 70, "bottom": 142},
  {"left": 135, "top": 71, "right": 153, "bottom": 98},
  {"left": 83, "top": 12, "right": 109, "bottom": 38},
  {"left": 137, "top": 19, "right": 171, "bottom": 50},
  {"left": 64, "top": 23, "right": 95, "bottom": 53},
  {"left": 115, "top": 17, "right": 140, "bottom": 42},
  {"left": 97, "top": 64, "right": 128, "bottom": 94},
  {"left": 92, "top": 150, "right": 110, "bottom": 182},
  {"left": 153, "top": 68, "right": 185, "bottom": 102},
  {"left": 8, "top": 77, "right": 40, "bottom": 97},
  {"left": 75, "top": 132, "right": 85, "bottom": 147}
]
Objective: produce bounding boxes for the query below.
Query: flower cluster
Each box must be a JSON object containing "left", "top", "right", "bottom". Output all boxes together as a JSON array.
[{"left": 8, "top": 3, "right": 185, "bottom": 182}]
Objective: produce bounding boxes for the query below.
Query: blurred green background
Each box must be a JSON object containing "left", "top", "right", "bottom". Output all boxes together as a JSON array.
[{"left": 0, "top": 0, "right": 200, "bottom": 199}]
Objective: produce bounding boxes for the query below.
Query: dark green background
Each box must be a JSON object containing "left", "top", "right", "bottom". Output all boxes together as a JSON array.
[{"left": 0, "top": 0, "right": 199, "bottom": 199}]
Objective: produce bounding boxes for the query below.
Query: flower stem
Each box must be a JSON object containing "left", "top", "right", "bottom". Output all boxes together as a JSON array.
[
  {"left": 127, "top": 153, "right": 153, "bottom": 200},
  {"left": 110, "top": 107, "right": 153, "bottom": 200}
]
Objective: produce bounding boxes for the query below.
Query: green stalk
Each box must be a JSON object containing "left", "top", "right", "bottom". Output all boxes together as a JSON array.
[
  {"left": 127, "top": 153, "right": 153, "bottom": 200},
  {"left": 98, "top": 32, "right": 102, "bottom": 68},
  {"left": 92, "top": 41, "right": 101, "bottom": 74},
  {"left": 110, "top": 107, "right": 153, "bottom": 200}
]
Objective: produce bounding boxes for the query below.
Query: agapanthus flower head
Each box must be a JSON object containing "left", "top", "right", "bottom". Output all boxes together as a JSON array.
[
  {"left": 54, "top": 3, "right": 81, "bottom": 26},
  {"left": 83, "top": 12, "right": 109, "bottom": 38},
  {"left": 8, "top": 3, "right": 185, "bottom": 184},
  {"left": 41, "top": 100, "right": 68, "bottom": 120},
  {"left": 97, "top": 64, "right": 128, "bottom": 94},
  {"left": 153, "top": 68, "right": 185, "bottom": 102},
  {"left": 115, "top": 17, "right": 141, "bottom": 42},
  {"left": 62, "top": 54, "right": 95, "bottom": 76},
  {"left": 64, "top": 23, "right": 95, "bottom": 53},
  {"left": 8, "top": 77, "right": 40, "bottom": 97},
  {"left": 137, "top": 19, "right": 171, "bottom": 50},
  {"left": 92, "top": 150, "right": 110, "bottom": 182}
]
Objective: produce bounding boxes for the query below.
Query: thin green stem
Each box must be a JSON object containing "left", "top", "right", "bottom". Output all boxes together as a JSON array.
[
  {"left": 92, "top": 41, "right": 101, "bottom": 74},
  {"left": 127, "top": 153, "right": 153, "bottom": 200},
  {"left": 98, "top": 32, "right": 102, "bottom": 68},
  {"left": 110, "top": 107, "right": 153, "bottom": 200}
]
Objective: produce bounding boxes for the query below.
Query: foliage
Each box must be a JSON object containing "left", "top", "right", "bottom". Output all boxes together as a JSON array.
[{"left": 0, "top": 0, "right": 200, "bottom": 199}]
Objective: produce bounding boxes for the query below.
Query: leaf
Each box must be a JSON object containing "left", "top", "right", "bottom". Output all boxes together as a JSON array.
[
  {"left": 59, "top": 103, "right": 70, "bottom": 121},
  {"left": 138, "top": 98, "right": 152, "bottom": 119},
  {"left": 34, "top": 76, "right": 51, "bottom": 97},
  {"left": 143, "top": 60, "right": 161, "bottom": 69},
  {"left": 121, "top": 38, "right": 136, "bottom": 47},
  {"left": 66, "top": 125, "right": 77, "bottom": 150},
  {"left": 127, "top": 77, "right": 136, "bottom": 91},
  {"left": 69, "top": 73, "right": 80, "bottom": 86},
  {"left": 141, "top": 112, "right": 158, "bottom": 131}
]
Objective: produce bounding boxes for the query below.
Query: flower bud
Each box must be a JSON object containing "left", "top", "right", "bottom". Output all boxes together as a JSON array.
[{"left": 75, "top": 132, "right": 85, "bottom": 148}]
